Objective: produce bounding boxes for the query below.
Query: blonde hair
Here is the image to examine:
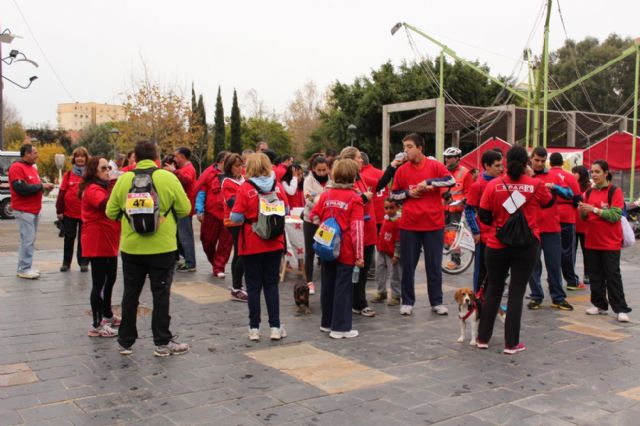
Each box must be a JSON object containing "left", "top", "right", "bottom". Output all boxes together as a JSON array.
[
  {"left": 71, "top": 147, "right": 90, "bottom": 165},
  {"left": 245, "top": 153, "right": 273, "bottom": 178},
  {"left": 339, "top": 146, "right": 359, "bottom": 161},
  {"left": 331, "top": 159, "right": 359, "bottom": 184}
]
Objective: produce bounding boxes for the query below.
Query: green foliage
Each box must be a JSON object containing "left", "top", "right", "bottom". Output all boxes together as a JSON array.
[
  {"left": 311, "top": 60, "right": 503, "bottom": 165},
  {"left": 549, "top": 34, "right": 636, "bottom": 115},
  {"left": 229, "top": 90, "right": 242, "bottom": 153},
  {"left": 3, "top": 122, "right": 26, "bottom": 147},
  {"left": 26, "top": 126, "right": 73, "bottom": 154},
  {"left": 214, "top": 86, "right": 226, "bottom": 156},
  {"left": 73, "top": 124, "right": 115, "bottom": 159},
  {"left": 241, "top": 117, "right": 292, "bottom": 155},
  {"left": 36, "top": 143, "right": 69, "bottom": 183},
  {"left": 191, "top": 93, "right": 209, "bottom": 174}
]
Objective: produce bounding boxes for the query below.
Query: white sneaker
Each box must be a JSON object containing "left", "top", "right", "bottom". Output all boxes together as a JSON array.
[
  {"left": 248, "top": 328, "right": 260, "bottom": 341},
  {"left": 399, "top": 305, "right": 413, "bottom": 316},
  {"left": 329, "top": 330, "right": 359, "bottom": 339},
  {"left": 216, "top": 272, "right": 226, "bottom": 278},
  {"left": 432, "top": 305, "right": 449, "bottom": 315},
  {"left": 307, "top": 282, "right": 316, "bottom": 295},
  {"left": 617, "top": 313, "right": 630, "bottom": 323},
  {"left": 586, "top": 306, "right": 608, "bottom": 315},
  {"left": 17, "top": 269, "right": 40, "bottom": 279},
  {"left": 270, "top": 326, "right": 287, "bottom": 340},
  {"left": 320, "top": 326, "right": 330, "bottom": 333}
]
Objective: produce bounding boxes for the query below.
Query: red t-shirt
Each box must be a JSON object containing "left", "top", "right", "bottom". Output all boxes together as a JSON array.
[
  {"left": 310, "top": 188, "right": 364, "bottom": 265},
  {"left": 175, "top": 162, "right": 197, "bottom": 216},
  {"left": 376, "top": 216, "right": 400, "bottom": 256},
  {"left": 194, "top": 165, "right": 225, "bottom": 219},
  {"left": 120, "top": 162, "right": 137, "bottom": 173},
  {"left": 392, "top": 157, "right": 453, "bottom": 231},
  {"left": 81, "top": 182, "right": 121, "bottom": 257},
  {"left": 583, "top": 186, "right": 624, "bottom": 251},
  {"left": 58, "top": 171, "right": 83, "bottom": 219},
  {"left": 548, "top": 167, "right": 580, "bottom": 224},
  {"left": 275, "top": 164, "right": 288, "bottom": 182},
  {"left": 287, "top": 189, "right": 305, "bottom": 209},
  {"left": 479, "top": 175, "right": 553, "bottom": 249},
  {"left": 222, "top": 176, "right": 243, "bottom": 224},
  {"left": 232, "top": 180, "right": 289, "bottom": 256},
  {"left": 360, "top": 164, "right": 386, "bottom": 225},
  {"left": 466, "top": 174, "right": 493, "bottom": 243},
  {"left": 8, "top": 161, "right": 43, "bottom": 215},
  {"left": 355, "top": 178, "right": 377, "bottom": 246},
  {"left": 532, "top": 170, "right": 563, "bottom": 233}
]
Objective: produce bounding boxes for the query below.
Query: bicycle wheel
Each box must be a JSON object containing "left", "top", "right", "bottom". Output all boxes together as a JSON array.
[{"left": 442, "top": 224, "right": 474, "bottom": 275}]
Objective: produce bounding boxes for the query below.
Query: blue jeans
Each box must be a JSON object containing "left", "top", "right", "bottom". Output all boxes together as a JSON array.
[
  {"left": 400, "top": 229, "right": 444, "bottom": 307},
  {"left": 473, "top": 241, "right": 486, "bottom": 293},
  {"left": 320, "top": 260, "right": 354, "bottom": 332},
  {"left": 15, "top": 210, "right": 39, "bottom": 273},
  {"left": 177, "top": 216, "right": 196, "bottom": 268},
  {"left": 560, "top": 223, "right": 579, "bottom": 286},
  {"left": 528, "top": 232, "right": 567, "bottom": 303}
]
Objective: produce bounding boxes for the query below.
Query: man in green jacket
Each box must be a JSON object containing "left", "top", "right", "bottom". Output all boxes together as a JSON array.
[{"left": 106, "top": 140, "right": 192, "bottom": 357}]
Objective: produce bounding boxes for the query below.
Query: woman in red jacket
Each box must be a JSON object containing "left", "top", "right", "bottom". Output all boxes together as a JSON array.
[
  {"left": 231, "top": 153, "right": 289, "bottom": 341},
  {"left": 56, "top": 147, "right": 90, "bottom": 272},
  {"left": 339, "top": 147, "right": 377, "bottom": 317},
  {"left": 222, "top": 153, "right": 247, "bottom": 302},
  {"left": 79, "top": 157, "right": 121, "bottom": 337},
  {"left": 477, "top": 145, "right": 553, "bottom": 354},
  {"left": 578, "top": 160, "right": 631, "bottom": 322}
]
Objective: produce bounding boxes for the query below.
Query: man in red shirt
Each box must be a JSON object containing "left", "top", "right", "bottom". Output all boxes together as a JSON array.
[
  {"left": 8, "top": 144, "right": 54, "bottom": 279},
  {"left": 164, "top": 147, "right": 197, "bottom": 272},
  {"left": 527, "top": 147, "right": 574, "bottom": 311},
  {"left": 548, "top": 153, "right": 584, "bottom": 291},
  {"left": 275, "top": 154, "right": 293, "bottom": 182},
  {"left": 391, "top": 133, "right": 455, "bottom": 316}
]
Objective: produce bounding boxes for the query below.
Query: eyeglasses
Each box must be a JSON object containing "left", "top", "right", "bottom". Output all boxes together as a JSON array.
[{"left": 99, "top": 166, "right": 112, "bottom": 172}]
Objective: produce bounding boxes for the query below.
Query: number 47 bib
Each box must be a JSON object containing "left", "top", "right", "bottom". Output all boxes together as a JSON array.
[{"left": 126, "top": 193, "right": 155, "bottom": 215}]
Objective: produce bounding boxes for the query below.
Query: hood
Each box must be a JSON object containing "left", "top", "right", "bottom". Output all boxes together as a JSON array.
[{"left": 249, "top": 175, "right": 275, "bottom": 193}]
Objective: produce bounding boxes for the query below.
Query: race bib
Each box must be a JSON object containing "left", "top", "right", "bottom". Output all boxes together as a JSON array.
[
  {"left": 126, "top": 193, "right": 155, "bottom": 215},
  {"left": 314, "top": 223, "right": 335, "bottom": 247},
  {"left": 259, "top": 198, "right": 285, "bottom": 216}
]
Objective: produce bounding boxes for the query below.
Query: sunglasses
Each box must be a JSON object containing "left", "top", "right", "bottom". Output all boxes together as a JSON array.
[{"left": 99, "top": 166, "right": 113, "bottom": 172}]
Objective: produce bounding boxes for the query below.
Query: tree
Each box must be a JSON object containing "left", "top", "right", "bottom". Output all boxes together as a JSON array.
[
  {"left": 241, "top": 117, "right": 292, "bottom": 155},
  {"left": 3, "top": 122, "right": 26, "bottom": 148},
  {"left": 229, "top": 89, "right": 242, "bottom": 153},
  {"left": 190, "top": 93, "right": 209, "bottom": 173},
  {"left": 74, "top": 124, "right": 115, "bottom": 158},
  {"left": 214, "top": 86, "right": 226, "bottom": 156},
  {"left": 36, "top": 143, "right": 68, "bottom": 183},
  {"left": 285, "top": 81, "right": 324, "bottom": 160},
  {"left": 25, "top": 125, "right": 73, "bottom": 153}
]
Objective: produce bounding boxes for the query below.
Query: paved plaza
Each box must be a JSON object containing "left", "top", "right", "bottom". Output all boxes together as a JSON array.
[{"left": 1, "top": 202, "right": 640, "bottom": 425}]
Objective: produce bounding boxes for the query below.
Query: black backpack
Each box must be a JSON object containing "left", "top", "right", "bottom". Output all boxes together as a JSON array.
[
  {"left": 247, "top": 180, "right": 286, "bottom": 240},
  {"left": 495, "top": 179, "right": 536, "bottom": 248},
  {"left": 124, "top": 168, "right": 171, "bottom": 234}
]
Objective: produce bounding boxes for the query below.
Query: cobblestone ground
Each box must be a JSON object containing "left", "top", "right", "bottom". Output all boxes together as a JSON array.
[{"left": 1, "top": 203, "right": 639, "bottom": 425}]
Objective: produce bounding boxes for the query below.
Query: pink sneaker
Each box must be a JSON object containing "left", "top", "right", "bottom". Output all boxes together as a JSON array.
[
  {"left": 101, "top": 315, "right": 121, "bottom": 327},
  {"left": 88, "top": 324, "right": 117, "bottom": 338},
  {"left": 504, "top": 343, "right": 526, "bottom": 354}
]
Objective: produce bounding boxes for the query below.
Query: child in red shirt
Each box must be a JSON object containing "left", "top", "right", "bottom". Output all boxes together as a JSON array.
[{"left": 371, "top": 199, "right": 402, "bottom": 306}]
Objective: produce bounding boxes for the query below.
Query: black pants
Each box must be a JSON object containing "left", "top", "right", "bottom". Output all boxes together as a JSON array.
[
  {"left": 63, "top": 216, "right": 86, "bottom": 266},
  {"left": 303, "top": 221, "right": 319, "bottom": 283},
  {"left": 118, "top": 252, "right": 175, "bottom": 348},
  {"left": 228, "top": 226, "right": 244, "bottom": 290},
  {"left": 89, "top": 257, "right": 117, "bottom": 328},
  {"left": 353, "top": 245, "right": 375, "bottom": 311},
  {"left": 243, "top": 250, "right": 282, "bottom": 329},
  {"left": 574, "top": 232, "right": 588, "bottom": 281},
  {"left": 321, "top": 260, "right": 353, "bottom": 332},
  {"left": 478, "top": 242, "right": 539, "bottom": 348},
  {"left": 585, "top": 249, "right": 631, "bottom": 314}
]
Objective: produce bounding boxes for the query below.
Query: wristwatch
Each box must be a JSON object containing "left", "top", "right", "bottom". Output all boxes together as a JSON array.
[{"left": 593, "top": 207, "right": 600, "bottom": 215}]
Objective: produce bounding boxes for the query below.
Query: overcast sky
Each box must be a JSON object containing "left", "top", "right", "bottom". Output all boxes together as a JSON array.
[{"left": 2, "top": 0, "right": 639, "bottom": 127}]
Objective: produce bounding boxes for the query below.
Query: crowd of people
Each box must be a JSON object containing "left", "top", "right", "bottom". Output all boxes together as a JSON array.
[{"left": 6, "top": 133, "right": 633, "bottom": 356}]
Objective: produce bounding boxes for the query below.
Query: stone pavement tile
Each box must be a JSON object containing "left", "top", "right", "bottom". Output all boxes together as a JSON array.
[
  {"left": 392, "top": 402, "right": 454, "bottom": 424},
  {"left": 269, "top": 383, "right": 327, "bottom": 404},
  {"left": 0, "top": 394, "right": 41, "bottom": 411},
  {"left": 297, "top": 393, "right": 365, "bottom": 414},
  {"left": 205, "top": 414, "right": 264, "bottom": 426},
  {"left": 36, "top": 386, "right": 96, "bottom": 405},
  {"left": 518, "top": 414, "right": 580, "bottom": 426},
  {"left": 252, "top": 403, "right": 317, "bottom": 425},
  {"left": 65, "top": 406, "right": 143, "bottom": 426},
  {"left": 545, "top": 403, "right": 611, "bottom": 425},
  {"left": 425, "top": 377, "right": 489, "bottom": 398},
  {"left": 547, "top": 384, "right": 638, "bottom": 413},
  {"left": 131, "top": 396, "right": 193, "bottom": 418},
  {"left": 0, "top": 409, "right": 23, "bottom": 426},
  {"left": 511, "top": 394, "right": 575, "bottom": 414},
  {"left": 130, "top": 416, "right": 178, "bottom": 426},
  {"left": 0, "top": 362, "right": 39, "bottom": 387},
  {"left": 178, "top": 388, "right": 243, "bottom": 407},
  {"left": 381, "top": 388, "right": 444, "bottom": 409},
  {"left": 471, "top": 403, "right": 537, "bottom": 425},
  {"left": 343, "top": 399, "right": 405, "bottom": 419},
  {"left": 18, "top": 401, "right": 83, "bottom": 423},
  {"left": 164, "top": 404, "right": 233, "bottom": 425},
  {"left": 433, "top": 415, "right": 497, "bottom": 426},
  {"left": 279, "top": 409, "right": 357, "bottom": 426},
  {"left": 172, "top": 281, "right": 230, "bottom": 304},
  {"left": 584, "top": 405, "right": 640, "bottom": 426},
  {"left": 220, "top": 395, "right": 283, "bottom": 414}
]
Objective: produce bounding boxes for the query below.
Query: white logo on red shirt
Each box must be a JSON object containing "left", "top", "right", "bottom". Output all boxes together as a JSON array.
[{"left": 496, "top": 184, "right": 534, "bottom": 193}]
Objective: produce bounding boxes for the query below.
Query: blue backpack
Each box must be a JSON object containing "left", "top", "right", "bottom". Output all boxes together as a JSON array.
[{"left": 313, "top": 216, "right": 342, "bottom": 262}]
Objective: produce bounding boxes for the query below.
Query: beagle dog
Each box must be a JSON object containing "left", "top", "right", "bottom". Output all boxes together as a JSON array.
[{"left": 454, "top": 288, "right": 479, "bottom": 345}]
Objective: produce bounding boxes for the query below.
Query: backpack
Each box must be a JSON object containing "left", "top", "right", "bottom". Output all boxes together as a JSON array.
[
  {"left": 585, "top": 185, "right": 635, "bottom": 248},
  {"left": 313, "top": 216, "right": 342, "bottom": 262},
  {"left": 124, "top": 168, "right": 169, "bottom": 234},
  {"left": 495, "top": 179, "right": 536, "bottom": 248},
  {"left": 248, "top": 180, "right": 285, "bottom": 240}
]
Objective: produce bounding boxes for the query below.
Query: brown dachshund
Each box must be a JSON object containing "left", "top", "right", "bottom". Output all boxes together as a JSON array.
[{"left": 294, "top": 282, "right": 311, "bottom": 315}]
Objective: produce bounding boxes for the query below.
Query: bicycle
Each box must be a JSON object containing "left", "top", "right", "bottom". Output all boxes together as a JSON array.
[{"left": 442, "top": 201, "right": 475, "bottom": 275}]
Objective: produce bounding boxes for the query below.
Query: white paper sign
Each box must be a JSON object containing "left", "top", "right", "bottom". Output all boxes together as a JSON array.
[{"left": 502, "top": 190, "right": 526, "bottom": 214}]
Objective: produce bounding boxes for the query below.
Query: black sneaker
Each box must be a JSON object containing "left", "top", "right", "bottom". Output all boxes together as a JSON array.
[
  {"left": 527, "top": 300, "right": 542, "bottom": 310},
  {"left": 60, "top": 264, "right": 70, "bottom": 272},
  {"left": 80, "top": 264, "right": 89, "bottom": 273},
  {"left": 551, "top": 300, "right": 574, "bottom": 311}
]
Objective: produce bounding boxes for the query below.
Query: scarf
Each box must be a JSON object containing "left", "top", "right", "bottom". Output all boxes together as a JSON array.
[
  {"left": 72, "top": 164, "right": 85, "bottom": 177},
  {"left": 312, "top": 172, "right": 329, "bottom": 184}
]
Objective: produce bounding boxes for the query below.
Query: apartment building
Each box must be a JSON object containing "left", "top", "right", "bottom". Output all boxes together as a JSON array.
[{"left": 57, "top": 102, "right": 126, "bottom": 131}]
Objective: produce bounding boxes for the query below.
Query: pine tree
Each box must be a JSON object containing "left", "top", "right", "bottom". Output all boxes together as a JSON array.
[
  {"left": 230, "top": 89, "right": 242, "bottom": 154},
  {"left": 214, "top": 86, "right": 226, "bottom": 156}
]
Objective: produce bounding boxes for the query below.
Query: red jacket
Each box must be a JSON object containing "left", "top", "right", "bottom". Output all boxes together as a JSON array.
[
  {"left": 8, "top": 161, "right": 43, "bottom": 215},
  {"left": 360, "top": 164, "right": 386, "bottom": 225},
  {"left": 231, "top": 180, "right": 289, "bottom": 256},
  {"left": 548, "top": 166, "right": 580, "bottom": 224},
  {"left": 56, "top": 171, "right": 83, "bottom": 219},
  {"left": 287, "top": 189, "right": 305, "bottom": 209},
  {"left": 275, "top": 164, "right": 288, "bottom": 182},
  {"left": 532, "top": 170, "right": 563, "bottom": 233},
  {"left": 479, "top": 175, "right": 553, "bottom": 249},
  {"left": 583, "top": 185, "right": 624, "bottom": 251},
  {"left": 310, "top": 187, "right": 364, "bottom": 265},
  {"left": 376, "top": 216, "right": 400, "bottom": 257},
  {"left": 355, "top": 177, "right": 377, "bottom": 246},
  {"left": 81, "top": 182, "right": 120, "bottom": 257},
  {"left": 194, "top": 165, "right": 225, "bottom": 220},
  {"left": 222, "top": 176, "right": 244, "bottom": 226},
  {"left": 392, "top": 157, "right": 453, "bottom": 231},
  {"left": 175, "top": 162, "right": 197, "bottom": 216}
]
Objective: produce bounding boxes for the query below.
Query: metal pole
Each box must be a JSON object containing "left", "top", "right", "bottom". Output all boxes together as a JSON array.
[
  {"left": 436, "top": 51, "right": 445, "bottom": 160},
  {"left": 439, "top": 51, "right": 444, "bottom": 99},
  {"left": 542, "top": 0, "right": 552, "bottom": 148},
  {"left": 0, "top": 26, "right": 4, "bottom": 151},
  {"left": 630, "top": 47, "right": 639, "bottom": 200},
  {"left": 525, "top": 57, "right": 533, "bottom": 149}
]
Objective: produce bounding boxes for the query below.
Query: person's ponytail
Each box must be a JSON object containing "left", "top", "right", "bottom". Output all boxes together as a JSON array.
[{"left": 506, "top": 145, "right": 528, "bottom": 180}]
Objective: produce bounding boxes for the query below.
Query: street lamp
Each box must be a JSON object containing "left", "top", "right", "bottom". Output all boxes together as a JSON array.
[
  {"left": 347, "top": 124, "right": 357, "bottom": 147},
  {"left": 109, "top": 127, "right": 121, "bottom": 160}
]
